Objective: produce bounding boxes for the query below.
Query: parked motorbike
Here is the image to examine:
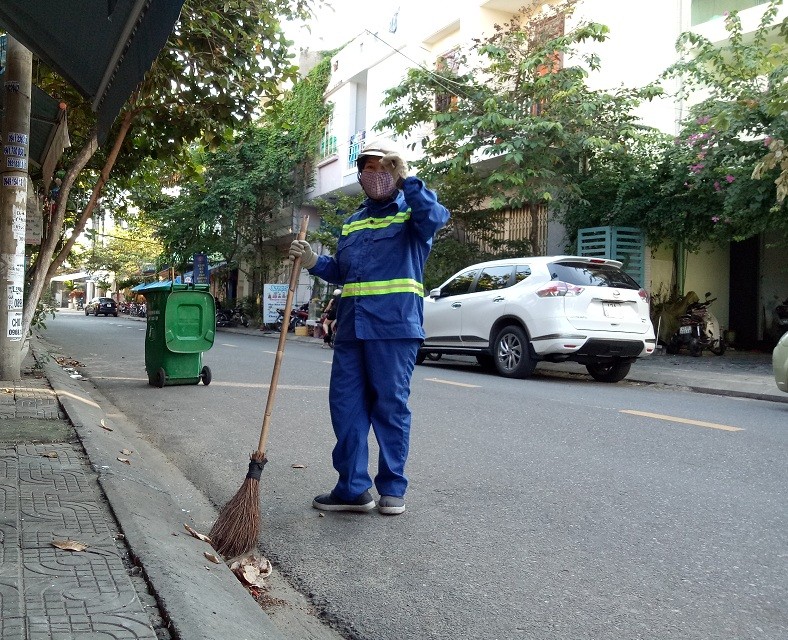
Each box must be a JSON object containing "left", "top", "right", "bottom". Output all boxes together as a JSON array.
[
  {"left": 216, "top": 306, "right": 249, "bottom": 328},
  {"left": 274, "top": 304, "right": 308, "bottom": 333},
  {"left": 666, "top": 291, "right": 726, "bottom": 357}
]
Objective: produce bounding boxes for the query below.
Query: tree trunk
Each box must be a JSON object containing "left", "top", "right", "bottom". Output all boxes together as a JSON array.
[
  {"left": 23, "top": 132, "right": 97, "bottom": 333},
  {"left": 24, "top": 109, "right": 135, "bottom": 336},
  {"left": 48, "top": 110, "right": 135, "bottom": 279}
]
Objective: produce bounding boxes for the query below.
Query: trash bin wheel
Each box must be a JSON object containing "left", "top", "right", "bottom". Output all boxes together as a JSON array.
[
  {"left": 155, "top": 368, "right": 166, "bottom": 388},
  {"left": 200, "top": 366, "right": 212, "bottom": 386}
]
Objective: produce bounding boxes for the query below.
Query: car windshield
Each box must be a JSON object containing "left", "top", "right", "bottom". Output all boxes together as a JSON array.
[
  {"left": 99, "top": 298, "right": 114, "bottom": 303},
  {"left": 548, "top": 261, "right": 640, "bottom": 290}
]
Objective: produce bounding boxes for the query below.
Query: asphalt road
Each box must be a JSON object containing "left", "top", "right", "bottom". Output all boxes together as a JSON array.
[{"left": 41, "top": 310, "right": 788, "bottom": 640}]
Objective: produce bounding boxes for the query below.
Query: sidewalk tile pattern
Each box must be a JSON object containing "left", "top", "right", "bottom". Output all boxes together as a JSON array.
[{"left": 0, "top": 378, "right": 157, "bottom": 640}]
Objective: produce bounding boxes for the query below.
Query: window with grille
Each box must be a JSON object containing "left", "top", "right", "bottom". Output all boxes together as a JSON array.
[
  {"left": 319, "top": 116, "right": 337, "bottom": 160},
  {"left": 466, "top": 205, "right": 548, "bottom": 257}
]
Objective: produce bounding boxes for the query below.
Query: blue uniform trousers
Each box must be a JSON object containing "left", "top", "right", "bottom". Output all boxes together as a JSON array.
[{"left": 328, "top": 337, "right": 420, "bottom": 500}]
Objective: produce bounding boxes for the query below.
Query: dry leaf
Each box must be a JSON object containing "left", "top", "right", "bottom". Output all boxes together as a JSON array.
[
  {"left": 99, "top": 419, "right": 113, "bottom": 431},
  {"left": 117, "top": 457, "right": 131, "bottom": 465},
  {"left": 204, "top": 551, "right": 221, "bottom": 564},
  {"left": 51, "top": 539, "right": 87, "bottom": 552},
  {"left": 241, "top": 565, "right": 260, "bottom": 585},
  {"left": 184, "top": 523, "right": 211, "bottom": 543},
  {"left": 2, "top": 387, "right": 12, "bottom": 394},
  {"left": 41, "top": 452, "right": 59, "bottom": 458},
  {"left": 120, "top": 449, "right": 133, "bottom": 456},
  {"left": 232, "top": 555, "right": 272, "bottom": 588},
  {"left": 291, "top": 464, "right": 306, "bottom": 469}
]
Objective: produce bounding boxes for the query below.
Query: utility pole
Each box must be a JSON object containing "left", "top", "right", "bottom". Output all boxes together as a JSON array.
[{"left": 0, "top": 37, "right": 32, "bottom": 379}]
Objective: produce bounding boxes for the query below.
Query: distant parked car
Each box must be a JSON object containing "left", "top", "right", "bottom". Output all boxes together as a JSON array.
[
  {"left": 773, "top": 331, "right": 788, "bottom": 393},
  {"left": 419, "top": 256, "right": 656, "bottom": 382},
  {"left": 85, "top": 296, "right": 118, "bottom": 317}
]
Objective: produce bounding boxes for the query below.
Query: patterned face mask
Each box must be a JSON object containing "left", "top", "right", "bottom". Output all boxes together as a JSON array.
[{"left": 360, "top": 170, "right": 396, "bottom": 200}]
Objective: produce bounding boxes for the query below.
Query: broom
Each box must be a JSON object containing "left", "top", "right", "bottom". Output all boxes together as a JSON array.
[{"left": 209, "top": 214, "right": 310, "bottom": 558}]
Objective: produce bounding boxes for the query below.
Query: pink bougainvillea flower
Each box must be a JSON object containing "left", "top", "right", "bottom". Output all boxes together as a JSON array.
[
  {"left": 714, "top": 181, "right": 721, "bottom": 191},
  {"left": 764, "top": 136, "right": 773, "bottom": 146},
  {"left": 725, "top": 174, "right": 735, "bottom": 183},
  {"left": 712, "top": 216, "right": 720, "bottom": 223}
]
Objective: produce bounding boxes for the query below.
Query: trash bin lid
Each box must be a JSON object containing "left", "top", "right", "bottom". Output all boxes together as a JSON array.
[
  {"left": 164, "top": 290, "right": 215, "bottom": 353},
  {"left": 132, "top": 281, "right": 210, "bottom": 294}
]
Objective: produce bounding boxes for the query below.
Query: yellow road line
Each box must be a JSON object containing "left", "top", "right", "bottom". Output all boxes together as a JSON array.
[
  {"left": 620, "top": 410, "right": 744, "bottom": 432},
  {"left": 424, "top": 377, "right": 481, "bottom": 388}
]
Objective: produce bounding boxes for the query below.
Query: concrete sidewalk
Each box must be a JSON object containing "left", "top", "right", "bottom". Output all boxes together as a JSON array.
[{"left": 1, "top": 345, "right": 291, "bottom": 640}]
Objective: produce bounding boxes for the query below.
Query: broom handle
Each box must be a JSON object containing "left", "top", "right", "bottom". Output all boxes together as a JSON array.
[{"left": 256, "top": 214, "right": 310, "bottom": 454}]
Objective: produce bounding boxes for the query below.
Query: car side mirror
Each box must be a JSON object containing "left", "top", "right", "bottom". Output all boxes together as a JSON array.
[{"left": 429, "top": 288, "right": 441, "bottom": 299}]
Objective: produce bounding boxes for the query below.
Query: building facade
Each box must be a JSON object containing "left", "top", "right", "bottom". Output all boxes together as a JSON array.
[{"left": 298, "top": 0, "right": 787, "bottom": 345}]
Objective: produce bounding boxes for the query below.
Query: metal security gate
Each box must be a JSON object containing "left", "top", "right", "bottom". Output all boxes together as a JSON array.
[{"left": 577, "top": 226, "right": 645, "bottom": 286}]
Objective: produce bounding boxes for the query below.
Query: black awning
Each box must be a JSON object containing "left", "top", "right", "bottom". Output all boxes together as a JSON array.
[{"left": 0, "top": 0, "right": 185, "bottom": 143}]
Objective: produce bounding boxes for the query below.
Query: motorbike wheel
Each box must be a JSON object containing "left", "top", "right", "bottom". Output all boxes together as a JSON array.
[
  {"left": 586, "top": 360, "right": 632, "bottom": 383},
  {"left": 689, "top": 338, "right": 703, "bottom": 357},
  {"left": 665, "top": 340, "right": 680, "bottom": 355},
  {"left": 710, "top": 338, "right": 726, "bottom": 356}
]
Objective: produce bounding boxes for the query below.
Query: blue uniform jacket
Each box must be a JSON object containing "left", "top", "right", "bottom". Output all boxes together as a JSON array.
[{"left": 309, "top": 176, "right": 450, "bottom": 340}]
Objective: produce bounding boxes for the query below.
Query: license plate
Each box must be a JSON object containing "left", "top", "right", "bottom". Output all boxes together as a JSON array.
[
  {"left": 603, "top": 302, "right": 623, "bottom": 318},
  {"left": 679, "top": 325, "right": 692, "bottom": 334}
]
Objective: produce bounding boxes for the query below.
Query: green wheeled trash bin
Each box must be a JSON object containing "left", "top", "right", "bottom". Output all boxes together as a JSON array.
[{"left": 141, "top": 282, "right": 216, "bottom": 388}]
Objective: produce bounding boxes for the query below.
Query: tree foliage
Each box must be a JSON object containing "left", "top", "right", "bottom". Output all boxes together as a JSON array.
[
  {"left": 376, "top": 0, "right": 662, "bottom": 277},
  {"left": 144, "top": 53, "right": 335, "bottom": 293},
  {"left": 24, "top": 0, "right": 313, "bottom": 332},
  {"left": 75, "top": 221, "right": 163, "bottom": 291},
  {"left": 568, "top": 1, "right": 788, "bottom": 250}
]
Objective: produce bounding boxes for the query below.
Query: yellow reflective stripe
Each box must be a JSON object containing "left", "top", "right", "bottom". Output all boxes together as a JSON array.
[
  {"left": 341, "top": 210, "right": 411, "bottom": 236},
  {"left": 341, "top": 279, "right": 424, "bottom": 297}
]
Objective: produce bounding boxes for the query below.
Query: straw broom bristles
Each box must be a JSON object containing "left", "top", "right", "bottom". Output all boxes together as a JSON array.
[{"left": 209, "top": 452, "right": 266, "bottom": 558}]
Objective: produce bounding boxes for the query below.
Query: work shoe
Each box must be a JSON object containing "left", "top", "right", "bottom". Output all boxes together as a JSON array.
[
  {"left": 312, "top": 490, "right": 375, "bottom": 512},
  {"left": 378, "top": 495, "right": 406, "bottom": 515}
]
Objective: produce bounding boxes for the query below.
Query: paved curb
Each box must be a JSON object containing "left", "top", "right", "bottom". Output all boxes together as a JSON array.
[{"left": 32, "top": 338, "right": 286, "bottom": 640}]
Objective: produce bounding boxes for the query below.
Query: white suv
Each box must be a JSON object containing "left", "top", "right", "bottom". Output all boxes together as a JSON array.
[{"left": 420, "top": 256, "right": 656, "bottom": 382}]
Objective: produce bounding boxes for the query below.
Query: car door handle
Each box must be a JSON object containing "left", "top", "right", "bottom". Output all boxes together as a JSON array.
[
  {"left": 493, "top": 296, "right": 505, "bottom": 303},
  {"left": 451, "top": 302, "right": 461, "bottom": 308}
]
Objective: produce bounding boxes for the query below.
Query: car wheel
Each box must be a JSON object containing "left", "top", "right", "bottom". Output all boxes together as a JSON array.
[
  {"left": 84, "top": 309, "right": 89, "bottom": 316},
  {"left": 113, "top": 312, "right": 118, "bottom": 317},
  {"left": 200, "top": 366, "right": 212, "bottom": 386},
  {"left": 493, "top": 325, "right": 536, "bottom": 378},
  {"left": 475, "top": 353, "right": 495, "bottom": 371},
  {"left": 586, "top": 360, "right": 632, "bottom": 383}
]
